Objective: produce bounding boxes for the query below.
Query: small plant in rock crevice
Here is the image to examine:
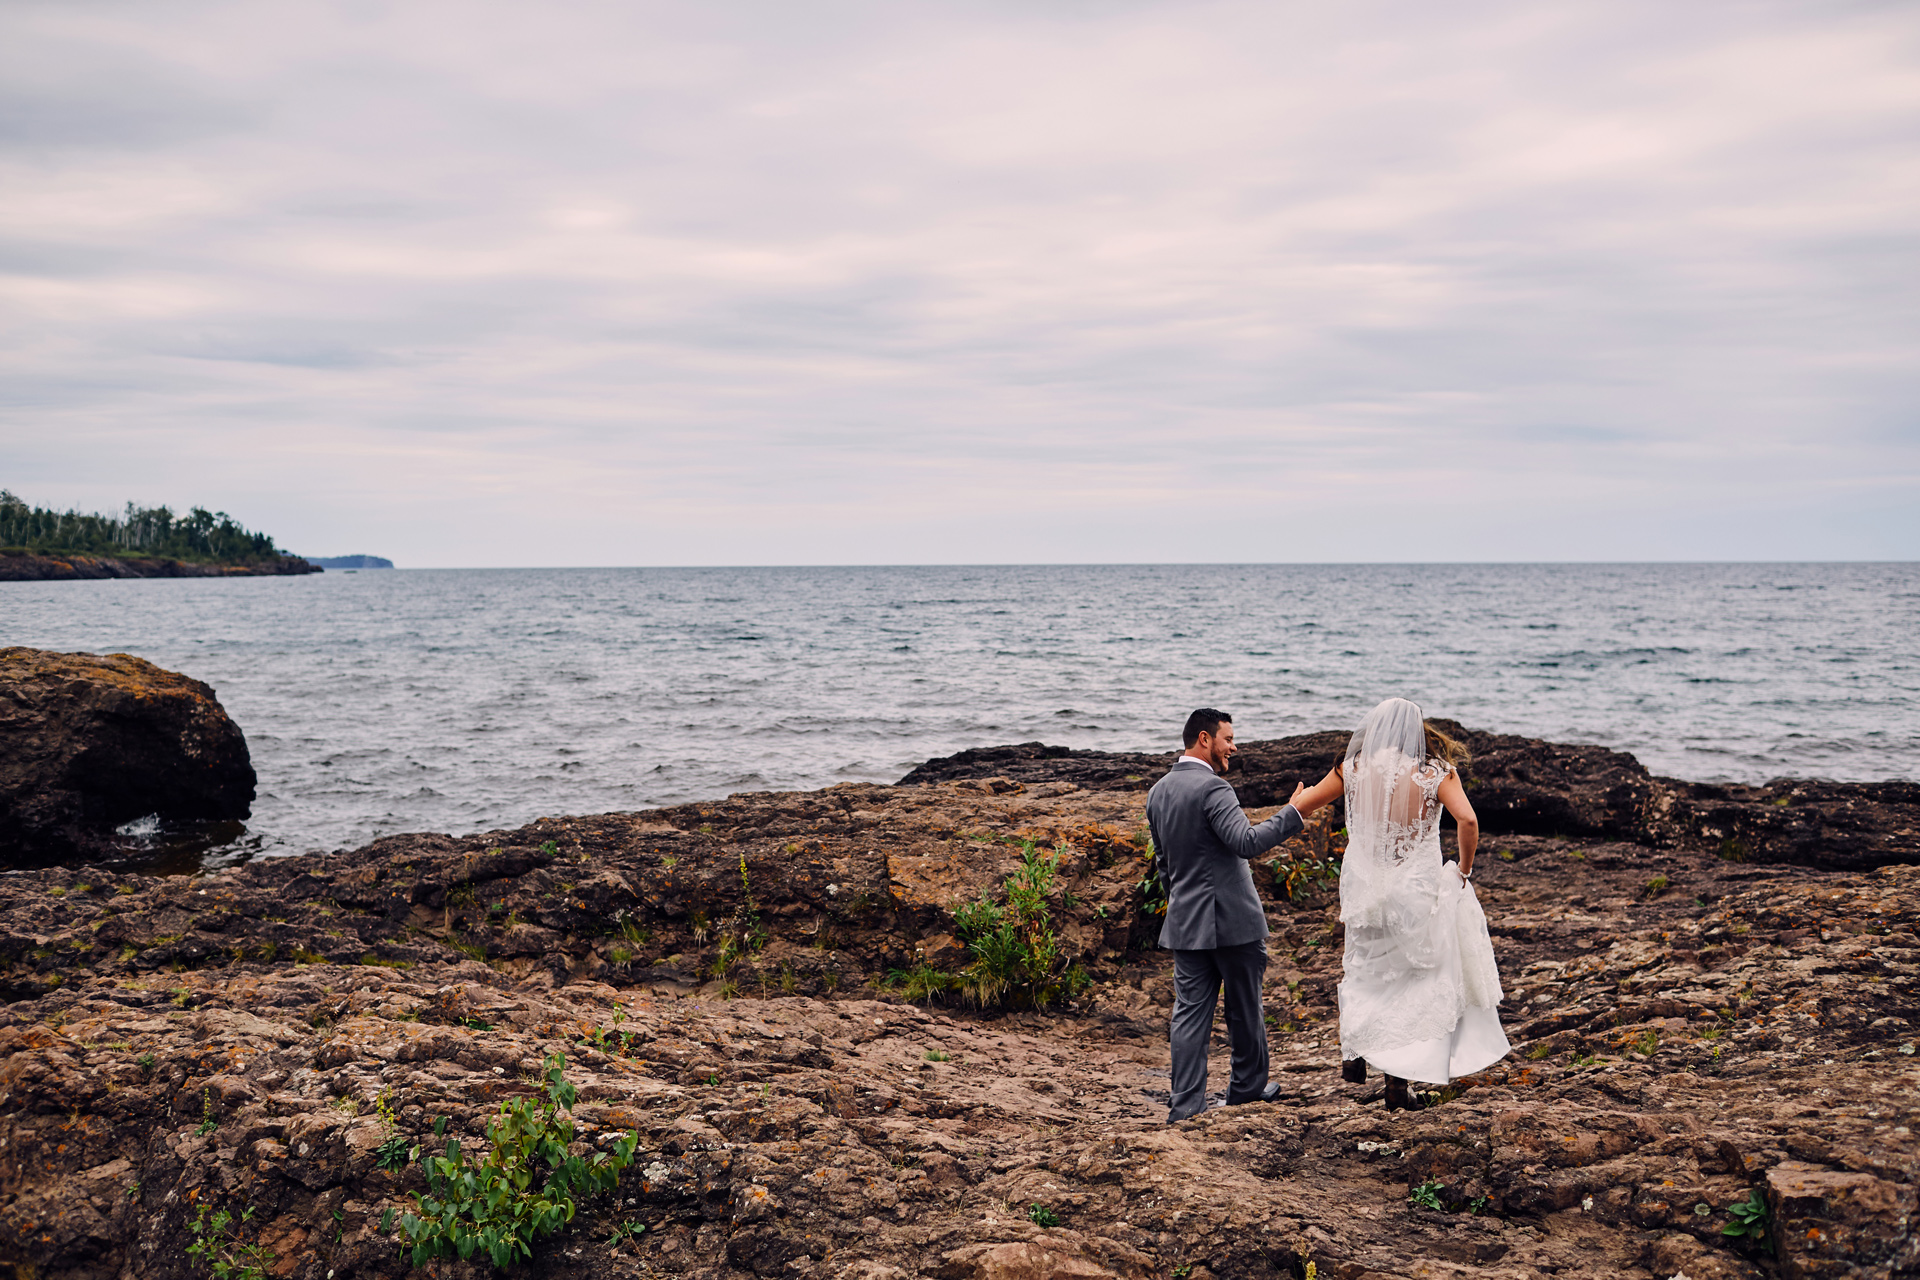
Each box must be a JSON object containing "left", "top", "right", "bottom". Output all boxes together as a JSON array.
[
  {"left": 1027, "top": 1202, "right": 1061, "bottom": 1227},
  {"left": 881, "top": 962, "right": 956, "bottom": 1005},
  {"left": 1137, "top": 833, "right": 1167, "bottom": 919},
  {"left": 1722, "top": 1187, "right": 1771, "bottom": 1251},
  {"left": 398, "top": 1054, "right": 640, "bottom": 1270},
  {"left": 374, "top": 1086, "right": 410, "bottom": 1172},
  {"left": 1408, "top": 1179, "right": 1445, "bottom": 1211},
  {"left": 187, "top": 1203, "right": 273, "bottom": 1280}
]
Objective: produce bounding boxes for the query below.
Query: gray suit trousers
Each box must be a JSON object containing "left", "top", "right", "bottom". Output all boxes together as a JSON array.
[{"left": 1167, "top": 939, "right": 1269, "bottom": 1123}]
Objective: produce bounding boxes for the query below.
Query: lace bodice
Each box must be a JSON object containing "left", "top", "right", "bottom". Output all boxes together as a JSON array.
[{"left": 1339, "top": 752, "right": 1450, "bottom": 930}]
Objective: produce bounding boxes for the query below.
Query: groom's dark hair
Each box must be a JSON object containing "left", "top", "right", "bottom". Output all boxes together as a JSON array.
[{"left": 1182, "top": 708, "right": 1231, "bottom": 748}]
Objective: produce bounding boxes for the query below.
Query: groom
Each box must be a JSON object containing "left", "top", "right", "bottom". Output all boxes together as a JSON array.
[{"left": 1148, "top": 708, "right": 1306, "bottom": 1123}]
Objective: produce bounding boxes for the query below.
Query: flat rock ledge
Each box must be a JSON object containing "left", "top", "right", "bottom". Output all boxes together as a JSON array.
[{"left": 2, "top": 754, "right": 1917, "bottom": 1279}]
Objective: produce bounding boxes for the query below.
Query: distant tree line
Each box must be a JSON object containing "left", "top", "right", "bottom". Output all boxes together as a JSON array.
[{"left": 0, "top": 490, "right": 291, "bottom": 565}]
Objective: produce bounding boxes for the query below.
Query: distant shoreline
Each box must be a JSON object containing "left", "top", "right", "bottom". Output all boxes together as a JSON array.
[
  {"left": 0, "top": 549, "right": 318, "bottom": 581},
  {"left": 305, "top": 555, "right": 392, "bottom": 570}
]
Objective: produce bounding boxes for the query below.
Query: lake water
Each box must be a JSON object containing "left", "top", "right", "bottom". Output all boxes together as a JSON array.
[{"left": 5, "top": 563, "right": 1916, "bottom": 866}]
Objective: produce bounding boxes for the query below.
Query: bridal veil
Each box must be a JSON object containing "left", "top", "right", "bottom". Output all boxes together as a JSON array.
[{"left": 1337, "top": 697, "right": 1509, "bottom": 1083}]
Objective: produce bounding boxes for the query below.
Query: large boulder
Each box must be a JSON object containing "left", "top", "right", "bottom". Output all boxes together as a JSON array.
[{"left": 0, "top": 647, "right": 254, "bottom": 867}]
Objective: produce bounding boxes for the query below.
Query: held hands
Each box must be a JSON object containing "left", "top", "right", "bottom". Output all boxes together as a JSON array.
[{"left": 1289, "top": 781, "right": 1306, "bottom": 808}]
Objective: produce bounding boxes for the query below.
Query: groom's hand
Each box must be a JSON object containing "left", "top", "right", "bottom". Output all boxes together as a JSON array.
[{"left": 1290, "top": 781, "right": 1305, "bottom": 808}]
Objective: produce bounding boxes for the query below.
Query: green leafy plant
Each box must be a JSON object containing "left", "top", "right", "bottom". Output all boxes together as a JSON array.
[
  {"left": 374, "top": 1086, "right": 411, "bottom": 1172},
  {"left": 1409, "top": 1180, "right": 1445, "bottom": 1211},
  {"left": 1137, "top": 834, "right": 1167, "bottom": 918},
  {"left": 608, "top": 1220, "right": 646, "bottom": 1246},
  {"left": 196, "top": 1089, "right": 217, "bottom": 1136},
  {"left": 923, "top": 1049, "right": 950, "bottom": 1062},
  {"left": 1271, "top": 854, "right": 1340, "bottom": 901},
  {"left": 1027, "top": 1203, "right": 1061, "bottom": 1227},
  {"left": 398, "top": 1054, "right": 640, "bottom": 1270},
  {"left": 136, "top": 1051, "right": 156, "bottom": 1076},
  {"left": 1723, "top": 1187, "right": 1770, "bottom": 1248},
  {"left": 187, "top": 1203, "right": 273, "bottom": 1280},
  {"left": 885, "top": 962, "right": 957, "bottom": 1005},
  {"left": 951, "top": 843, "right": 1084, "bottom": 1009}
]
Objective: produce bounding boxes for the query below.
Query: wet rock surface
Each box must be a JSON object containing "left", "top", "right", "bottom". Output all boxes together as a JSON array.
[
  {"left": 1, "top": 750, "right": 1917, "bottom": 1278},
  {"left": 0, "top": 648, "right": 256, "bottom": 870}
]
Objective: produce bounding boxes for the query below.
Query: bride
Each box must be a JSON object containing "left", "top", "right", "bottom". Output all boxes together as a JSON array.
[{"left": 1291, "top": 698, "right": 1510, "bottom": 1109}]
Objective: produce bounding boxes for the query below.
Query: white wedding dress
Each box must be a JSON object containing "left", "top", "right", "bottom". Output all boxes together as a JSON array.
[{"left": 1336, "top": 699, "right": 1510, "bottom": 1085}]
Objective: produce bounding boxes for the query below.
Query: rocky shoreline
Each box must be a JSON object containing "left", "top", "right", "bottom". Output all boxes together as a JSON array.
[
  {"left": 0, "top": 550, "right": 318, "bottom": 581},
  {"left": 1, "top": 733, "right": 1917, "bottom": 1279}
]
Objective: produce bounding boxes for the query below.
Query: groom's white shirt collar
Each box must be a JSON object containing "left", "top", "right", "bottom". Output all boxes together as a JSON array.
[{"left": 1175, "top": 755, "right": 1216, "bottom": 772}]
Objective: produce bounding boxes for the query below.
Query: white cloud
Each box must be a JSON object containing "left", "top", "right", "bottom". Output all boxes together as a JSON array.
[{"left": 1, "top": 0, "right": 1916, "bottom": 564}]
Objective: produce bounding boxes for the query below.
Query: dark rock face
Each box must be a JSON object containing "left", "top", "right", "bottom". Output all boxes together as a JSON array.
[
  {"left": 1651, "top": 778, "right": 1920, "bottom": 872},
  {"left": 0, "top": 550, "right": 316, "bottom": 580},
  {"left": 905, "top": 725, "right": 1919, "bottom": 871},
  {"left": 1445, "top": 723, "right": 1662, "bottom": 841},
  {"left": 0, "top": 648, "right": 255, "bottom": 868},
  {"left": 898, "top": 742, "right": 1173, "bottom": 792}
]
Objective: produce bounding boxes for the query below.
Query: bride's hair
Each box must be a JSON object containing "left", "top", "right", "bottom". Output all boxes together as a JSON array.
[{"left": 1423, "top": 721, "right": 1470, "bottom": 770}]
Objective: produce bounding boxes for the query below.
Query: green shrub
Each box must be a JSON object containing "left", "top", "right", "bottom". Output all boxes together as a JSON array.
[
  {"left": 399, "top": 1054, "right": 640, "bottom": 1270},
  {"left": 951, "top": 843, "right": 1083, "bottom": 1009},
  {"left": 1027, "top": 1203, "right": 1061, "bottom": 1227},
  {"left": 1409, "top": 1180, "right": 1444, "bottom": 1211},
  {"left": 187, "top": 1203, "right": 272, "bottom": 1280}
]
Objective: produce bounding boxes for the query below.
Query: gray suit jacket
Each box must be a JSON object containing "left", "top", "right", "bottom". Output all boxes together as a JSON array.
[{"left": 1147, "top": 757, "right": 1303, "bottom": 950}]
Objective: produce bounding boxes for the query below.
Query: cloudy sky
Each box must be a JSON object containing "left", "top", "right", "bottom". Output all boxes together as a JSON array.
[{"left": 3, "top": 0, "right": 1916, "bottom": 565}]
